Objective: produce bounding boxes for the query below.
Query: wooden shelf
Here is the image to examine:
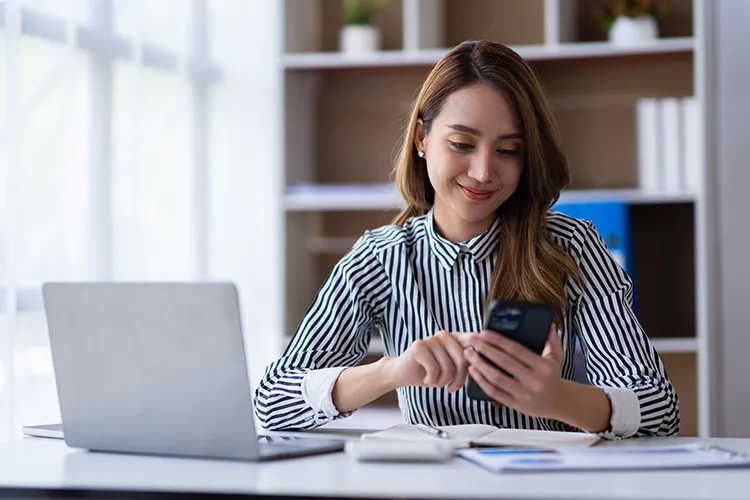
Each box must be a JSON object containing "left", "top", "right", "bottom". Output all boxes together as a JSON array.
[
  {"left": 285, "top": 184, "right": 404, "bottom": 211},
  {"left": 285, "top": 183, "right": 697, "bottom": 212},
  {"left": 651, "top": 338, "right": 699, "bottom": 354},
  {"left": 284, "top": 37, "right": 695, "bottom": 70},
  {"left": 307, "top": 236, "right": 359, "bottom": 254},
  {"left": 281, "top": 0, "right": 706, "bottom": 438},
  {"left": 559, "top": 189, "right": 697, "bottom": 205}
]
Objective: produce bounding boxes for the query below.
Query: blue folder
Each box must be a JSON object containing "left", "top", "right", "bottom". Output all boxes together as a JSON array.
[{"left": 551, "top": 200, "right": 631, "bottom": 276}]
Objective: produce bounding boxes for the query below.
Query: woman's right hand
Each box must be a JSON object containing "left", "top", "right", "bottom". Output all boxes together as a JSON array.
[{"left": 382, "top": 331, "right": 473, "bottom": 393}]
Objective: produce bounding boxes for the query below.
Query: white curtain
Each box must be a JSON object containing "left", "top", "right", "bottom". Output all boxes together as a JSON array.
[{"left": 0, "top": 0, "right": 283, "bottom": 441}]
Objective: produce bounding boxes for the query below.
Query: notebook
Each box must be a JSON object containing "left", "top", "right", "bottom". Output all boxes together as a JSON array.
[{"left": 361, "top": 423, "right": 600, "bottom": 450}]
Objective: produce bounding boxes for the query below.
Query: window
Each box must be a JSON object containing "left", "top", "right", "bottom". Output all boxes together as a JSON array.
[
  {"left": 112, "top": 62, "right": 197, "bottom": 279},
  {"left": 0, "top": 0, "right": 278, "bottom": 441}
]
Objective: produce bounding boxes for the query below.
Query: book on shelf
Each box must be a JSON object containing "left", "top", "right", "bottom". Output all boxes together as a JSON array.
[
  {"left": 636, "top": 96, "right": 702, "bottom": 194},
  {"left": 661, "top": 97, "right": 683, "bottom": 192},
  {"left": 682, "top": 96, "right": 702, "bottom": 191}
]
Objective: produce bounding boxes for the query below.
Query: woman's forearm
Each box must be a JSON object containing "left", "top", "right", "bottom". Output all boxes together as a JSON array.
[
  {"left": 552, "top": 380, "right": 612, "bottom": 434},
  {"left": 332, "top": 357, "right": 398, "bottom": 414}
]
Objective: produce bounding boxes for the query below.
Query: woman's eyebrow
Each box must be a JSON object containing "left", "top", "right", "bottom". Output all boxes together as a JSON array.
[{"left": 446, "top": 123, "right": 523, "bottom": 140}]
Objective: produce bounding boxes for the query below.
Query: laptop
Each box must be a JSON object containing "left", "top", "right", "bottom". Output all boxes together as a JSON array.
[{"left": 32, "top": 282, "right": 345, "bottom": 461}]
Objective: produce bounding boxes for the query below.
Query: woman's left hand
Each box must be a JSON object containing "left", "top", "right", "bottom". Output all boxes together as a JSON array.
[{"left": 464, "top": 325, "right": 565, "bottom": 419}]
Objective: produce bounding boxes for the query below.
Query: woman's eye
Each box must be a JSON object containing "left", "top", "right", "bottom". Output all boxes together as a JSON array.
[
  {"left": 448, "top": 141, "right": 473, "bottom": 151},
  {"left": 498, "top": 149, "right": 520, "bottom": 158}
]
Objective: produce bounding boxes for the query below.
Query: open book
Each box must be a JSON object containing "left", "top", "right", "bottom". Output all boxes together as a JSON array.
[{"left": 361, "top": 423, "right": 601, "bottom": 450}]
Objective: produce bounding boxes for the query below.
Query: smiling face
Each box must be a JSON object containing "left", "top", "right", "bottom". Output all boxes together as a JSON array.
[{"left": 414, "top": 83, "right": 524, "bottom": 243}]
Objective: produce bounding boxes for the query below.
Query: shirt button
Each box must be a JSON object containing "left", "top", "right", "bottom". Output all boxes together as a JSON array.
[{"left": 460, "top": 245, "right": 469, "bottom": 253}]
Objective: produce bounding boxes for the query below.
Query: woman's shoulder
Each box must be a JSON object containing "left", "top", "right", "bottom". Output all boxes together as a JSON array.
[
  {"left": 545, "top": 209, "right": 591, "bottom": 246},
  {"left": 546, "top": 208, "right": 620, "bottom": 274},
  {"left": 357, "top": 213, "right": 428, "bottom": 254}
]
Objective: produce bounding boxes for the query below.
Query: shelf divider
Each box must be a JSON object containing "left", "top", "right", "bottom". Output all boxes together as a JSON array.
[
  {"left": 284, "top": 37, "right": 695, "bottom": 70},
  {"left": 284, "top": 183, "right": 697, "bottom": 211}
]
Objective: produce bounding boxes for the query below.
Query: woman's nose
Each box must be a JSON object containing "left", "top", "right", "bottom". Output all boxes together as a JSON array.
[{"left": 467, "top": 154, "right": 492, "bottom": 183}]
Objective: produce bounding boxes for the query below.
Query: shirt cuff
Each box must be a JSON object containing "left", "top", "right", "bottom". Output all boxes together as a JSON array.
[
  {"left": 597, "top": 386, "right": 641, "bottom": 439},
  {"left": 301, "top": 367, "right": 348, "bottom": 418}
]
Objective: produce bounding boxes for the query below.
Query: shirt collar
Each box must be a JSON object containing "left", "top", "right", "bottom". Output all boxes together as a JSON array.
[{"left": 425, "top": 207, "right": 501, "bottom": 271}]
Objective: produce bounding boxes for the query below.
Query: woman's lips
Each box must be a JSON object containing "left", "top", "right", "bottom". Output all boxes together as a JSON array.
[{"left": 460, "top": 185, "right": 495, "bottom": 201}]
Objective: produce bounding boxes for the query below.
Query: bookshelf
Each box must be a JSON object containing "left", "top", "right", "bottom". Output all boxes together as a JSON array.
[
  {"left": 280, "top": 0, "right": 705, "bottom": 437},
  {"left": 283, "top": 37, "right": 695, "bottom": 69},
  {"left": 285, "top": 183, "right": 697, "bottom": 211}
]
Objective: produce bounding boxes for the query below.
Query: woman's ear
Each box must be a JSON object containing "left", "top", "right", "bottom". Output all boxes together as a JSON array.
[{"left": 413, "top": 119, "right": 427, "bottom": 155}]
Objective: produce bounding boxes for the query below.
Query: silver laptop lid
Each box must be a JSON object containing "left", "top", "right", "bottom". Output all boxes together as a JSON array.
[{"left": 42, "top": 282, "right": 261, "bottom": 460}]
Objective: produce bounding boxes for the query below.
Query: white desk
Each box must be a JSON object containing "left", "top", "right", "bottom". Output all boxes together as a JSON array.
[{"left": 1, "top": 434, "right": 750, "bottom": 500}]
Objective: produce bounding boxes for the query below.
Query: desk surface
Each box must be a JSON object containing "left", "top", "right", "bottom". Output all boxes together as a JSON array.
[{"left": 2, "top": 432, "right": 750, "bottom": 500}]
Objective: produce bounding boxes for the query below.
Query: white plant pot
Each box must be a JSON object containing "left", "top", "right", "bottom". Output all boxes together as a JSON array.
[
  {"left": 608, "top": 15, "right": 659, "bottom": 46},
  {"left": 340, "top": 24, "right": 381, "bottom": 54}
]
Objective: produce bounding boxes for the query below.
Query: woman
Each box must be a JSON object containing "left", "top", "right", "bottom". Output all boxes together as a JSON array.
[{"left": 254, "top": 40, "right": 679, "bottom": 439}]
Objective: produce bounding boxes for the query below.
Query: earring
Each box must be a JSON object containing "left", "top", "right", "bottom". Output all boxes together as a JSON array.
[{"left": 417, "top": 151, "right": 425, "bottom": 158}]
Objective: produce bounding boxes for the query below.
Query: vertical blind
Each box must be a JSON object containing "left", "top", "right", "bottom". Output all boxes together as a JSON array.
[{"left": 0, "top": 0, "right": 284, "bottom": 441}]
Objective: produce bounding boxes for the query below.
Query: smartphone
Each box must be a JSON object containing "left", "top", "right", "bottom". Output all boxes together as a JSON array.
[{"left": 465, "top": 300, "right": 555, "bottom": 402}]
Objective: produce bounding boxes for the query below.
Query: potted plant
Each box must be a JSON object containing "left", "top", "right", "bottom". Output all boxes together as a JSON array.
[
  {"left": 598, "top": 0, "right": 668, "bottom": 46},
  {"left": 340, "top": 0, "right": 389, "bottom": 54}
]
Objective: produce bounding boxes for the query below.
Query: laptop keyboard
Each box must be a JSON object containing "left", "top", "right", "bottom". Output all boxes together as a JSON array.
[
  {"left": 257, "top": 434, "right": 299, "bottom": 444},
  {"left": 256, "top": 434, "right": 345, "bottom": 457}
]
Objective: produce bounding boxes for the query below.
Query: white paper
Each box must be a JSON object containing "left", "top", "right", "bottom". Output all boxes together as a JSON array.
[{"left": 458, "top": 444, "right": 750, "bottom": 473}]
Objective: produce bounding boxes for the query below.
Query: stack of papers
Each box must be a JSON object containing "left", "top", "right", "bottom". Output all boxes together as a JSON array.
[{"left": 458, "top": 443, "right": 750, "bottom": 473}]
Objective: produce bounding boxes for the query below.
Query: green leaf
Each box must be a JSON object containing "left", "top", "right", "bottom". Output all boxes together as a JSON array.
[{"left": 342, "top": 0, "right": 389, "bottom": 26}]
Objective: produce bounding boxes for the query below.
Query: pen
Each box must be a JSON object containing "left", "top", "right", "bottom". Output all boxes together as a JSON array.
[{"left": 416, "top": 423, "right": 451, "bottom": 439}]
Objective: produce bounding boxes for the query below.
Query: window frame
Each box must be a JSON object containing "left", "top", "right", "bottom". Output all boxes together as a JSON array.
[{"left": 0, "top": 0, "right": 222, "bottom": 311}]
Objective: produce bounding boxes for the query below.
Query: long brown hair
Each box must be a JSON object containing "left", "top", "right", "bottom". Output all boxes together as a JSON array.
[{"left": 392, "top": 40, "right": 579, "bottom": 326}]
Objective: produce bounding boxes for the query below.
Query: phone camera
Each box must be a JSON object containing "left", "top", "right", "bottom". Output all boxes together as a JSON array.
[{"left": 492, "top": 307, "right": 522, "bottom": 331}]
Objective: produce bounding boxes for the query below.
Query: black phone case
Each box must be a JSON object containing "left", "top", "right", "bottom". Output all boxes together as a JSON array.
[{"left": 465, "top": 300, "right": 555, "bottom": 402}]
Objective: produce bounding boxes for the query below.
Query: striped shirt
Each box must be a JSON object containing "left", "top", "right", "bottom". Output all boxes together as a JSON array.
[{"left": 254, "top": 208, "right": 680, "bottom": 438}]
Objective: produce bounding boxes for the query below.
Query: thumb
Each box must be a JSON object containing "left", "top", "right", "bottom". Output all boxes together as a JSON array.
[{"left": 542, "top": 325, "right": 563, "bottom": 361}]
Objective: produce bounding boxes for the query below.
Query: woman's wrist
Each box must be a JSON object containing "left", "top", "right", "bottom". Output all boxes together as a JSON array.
[
  {"left": 332, "top": 357, "right": 400, "bottom": 414},
  {"left": 548, "top": 380, "right": 612, "bottom": 434},
  {"left": 376, "top": 356, "right": 401, "bottom": 393}
]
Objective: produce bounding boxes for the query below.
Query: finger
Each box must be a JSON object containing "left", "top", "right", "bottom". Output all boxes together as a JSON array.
[
  {"left": 542, "top": 325, "right": 563, "bottom": 362},
  {"left": 427, "top": 334, "right": 456, "bottom": 387},
  {"left": 468, "top": 365, "right": 514, "bottom": 406},
  {"left": 412, "top": 341, "right": 440, "bottom": 386},
  {"left": 464, "top": 346, "right": 524, "bottom": 399},
  {"left": 477, "top": 329, "right": 540, "bottom": 368},
  {"left": 438, "top": 332, "right": 470, "bottom": 392},
  {"left": 470, "top": 338, "right": 533, "bottom": 381},
  {"left": 452, "top": 331, "right": 475, "bottom": 349}
]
